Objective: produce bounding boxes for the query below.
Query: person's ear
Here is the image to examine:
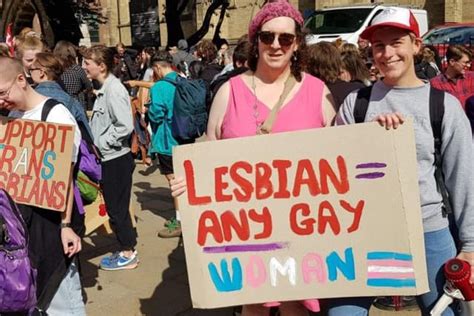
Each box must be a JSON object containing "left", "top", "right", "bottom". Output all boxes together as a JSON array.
[
  {"left": 99, "top": 62, "right": 107, "bottom": 74},
  {"left": 40, "top": 69, "right": 47, "bottom": 81},
  {"left": 412, "top": 37, "right": 422, "bottom": 55},
  {"left": 16, "top": 73, "right": 28, "bottom": 88}
]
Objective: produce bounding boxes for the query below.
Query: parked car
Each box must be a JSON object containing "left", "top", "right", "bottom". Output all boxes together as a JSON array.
[
  {"left": 423, "top": 23, "right": 474, "bottom": 70},
  {"left": 305, "top": 4, "right": 428, "bottom": 46}
]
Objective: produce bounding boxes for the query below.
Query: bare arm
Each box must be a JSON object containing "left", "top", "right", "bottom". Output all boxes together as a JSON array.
[
  {"left": 206, "top": 81, "right": 231, "bottom": 141},
  {"left": 61, "top": 163, "right": 81, "bottom": 257},
  {"left": 322, "top": 85, "right": 337, "bottom": 126},
  {"left": 126, "top": 80, "right": 154, "bottom": 89}
]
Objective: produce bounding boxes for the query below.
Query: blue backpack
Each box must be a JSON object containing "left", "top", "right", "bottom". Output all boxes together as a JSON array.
[
  {"left": 163, "top": 76, "right": 208, "bottom": 144},
  {"left": 0, "top": 189, "right": 37, "bottom": 313}
]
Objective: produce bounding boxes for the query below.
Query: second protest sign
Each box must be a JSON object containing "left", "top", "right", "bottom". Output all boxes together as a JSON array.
[{"left": 0, "top": 117, "right": 75, "bottom": 212}]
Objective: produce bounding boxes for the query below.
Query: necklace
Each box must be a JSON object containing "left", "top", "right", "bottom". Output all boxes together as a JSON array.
[
  {"left": 251, "top": 75, "right": 261, "bottom": 134},
  {"left": 251, "top": 72, "right": 294, "bottom": 135}
]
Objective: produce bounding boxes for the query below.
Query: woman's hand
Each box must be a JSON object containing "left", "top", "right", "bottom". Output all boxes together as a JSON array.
[
  {"left": 373, "top": 112, "right": 405, "bottom": 130},
  {"left": 61, "top": 227, "right": 82, "bottom": 258},
  {"left": 170, "top": 176, "right": 187, "bottom": 197}
]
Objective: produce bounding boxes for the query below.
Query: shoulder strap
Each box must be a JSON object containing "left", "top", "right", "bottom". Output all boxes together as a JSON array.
[
  {"left": 429, "top": 87, "right": 444, "bottom": 147},
  {"left": 41, "top": 99, "right": 60, "bottom": 122},
  {"left": 259, "top": 74, "right": 297, "bottom": 134},
  {"left": 353, "top": 86, "right": 373, "bottom": 123},
  {"left": 429, "top": 86, "right": 452, "bottom": 216}
]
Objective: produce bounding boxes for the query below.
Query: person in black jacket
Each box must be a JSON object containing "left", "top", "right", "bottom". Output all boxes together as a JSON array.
[
  {"left": 195, "top": 39, "right": 223, "bottom": 85},
  {"left": 114, "top": 43, "right": 138, "bottom": 92}
]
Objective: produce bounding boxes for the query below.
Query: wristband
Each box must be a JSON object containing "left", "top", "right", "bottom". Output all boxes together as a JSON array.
[{"left": 61, "top": 222, "right": 72, "bottom": 229}]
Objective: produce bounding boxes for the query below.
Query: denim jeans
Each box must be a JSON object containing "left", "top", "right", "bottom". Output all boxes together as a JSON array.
[
  {"left": 46, "top": 262, "right": 86, "bottom": 316},
  {"left": 327, "top": 227, "right": 457, "bottom": 316}
]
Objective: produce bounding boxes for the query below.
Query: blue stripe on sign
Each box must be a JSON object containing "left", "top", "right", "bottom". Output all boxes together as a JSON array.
[
  {"left": 367, "top": 252, "right": 413, "bottom": 261},
  {"left": 367, "top": 278, "right": 416, "bottom": 288}
]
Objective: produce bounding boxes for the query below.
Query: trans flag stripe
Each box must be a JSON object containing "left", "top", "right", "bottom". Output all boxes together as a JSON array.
[{"left": 366, "top": 251, "right": 416, "bottom": 288}]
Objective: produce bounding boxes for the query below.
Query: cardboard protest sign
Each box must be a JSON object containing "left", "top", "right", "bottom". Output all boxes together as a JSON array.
[
  {"left": 0, "top": 117, "right": 74, "bottom": 212},
  {"left": 84, "top": 191, "right": 109, "bottom": 235},
  {"left": 173, "top": 121, "right": 429, "bottom": 309}
]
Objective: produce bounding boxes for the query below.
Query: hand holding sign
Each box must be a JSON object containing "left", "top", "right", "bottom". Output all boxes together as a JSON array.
[{"left": 173, "top": 121, "right": 429, "bottom": 309}]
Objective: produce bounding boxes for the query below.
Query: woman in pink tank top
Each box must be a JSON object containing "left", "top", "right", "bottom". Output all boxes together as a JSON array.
[
  {"left": 208, "top": 21, "right": 334, "bottom": 143},
  {"left": 172, "top": 1, "right": 336, "bottom": 315}
]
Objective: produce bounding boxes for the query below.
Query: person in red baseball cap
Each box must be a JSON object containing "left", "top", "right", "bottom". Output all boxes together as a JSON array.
[{"left": 328, "top": 6, "right": 474, "bottom": 316}]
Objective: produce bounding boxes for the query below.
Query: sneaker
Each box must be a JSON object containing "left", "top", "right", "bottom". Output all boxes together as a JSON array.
[
  {"left": 373, "top": 296, "right": 419, "bottom": 311},
  {"left": 100, "top": 251, "right": 139, "bottom": 271},
  {"left": 158, "top": 218, "right": 182, "bottom": 238}
]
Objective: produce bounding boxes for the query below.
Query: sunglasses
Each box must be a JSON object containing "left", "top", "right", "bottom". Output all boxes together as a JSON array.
[{"left": 258, "top": 31, "right": 296, "bottom": 47}]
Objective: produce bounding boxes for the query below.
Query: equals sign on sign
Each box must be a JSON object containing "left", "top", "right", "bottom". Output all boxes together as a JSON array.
[{"left": 355, "top": 162, "right": 387, "bottom": 179}]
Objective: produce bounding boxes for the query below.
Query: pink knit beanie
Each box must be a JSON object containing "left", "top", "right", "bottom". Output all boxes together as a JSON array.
[{"left": 248, "top": 0, "right": 304, "bottom": 43}]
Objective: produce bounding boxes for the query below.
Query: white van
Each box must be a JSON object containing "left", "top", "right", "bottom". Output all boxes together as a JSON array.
[{"left": 305, "top": 4, "right": 428, "bottom": 46}]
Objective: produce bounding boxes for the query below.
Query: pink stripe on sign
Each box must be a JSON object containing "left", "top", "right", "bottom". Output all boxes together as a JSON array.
[
  {"left": 368, "top": 260, "right": 413, "bottom": 268},
  {"left": 368, "top": 272, "right": 415, "bottom": 279}
]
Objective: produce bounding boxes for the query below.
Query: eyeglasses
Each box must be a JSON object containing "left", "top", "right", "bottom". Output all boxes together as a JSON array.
[
  {"left": 258, "top": 31, "right": 296, "bottom": 47},
  {"left": 0, "top": 81, "right": 15, "bottom": 100},
  {"left": 456, "top": 59, "right": 471, "bottom": 68}
]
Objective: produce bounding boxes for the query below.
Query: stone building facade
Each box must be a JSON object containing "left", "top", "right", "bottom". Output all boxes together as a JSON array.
[{"left": 87, "top": 0, "right": 474, "bottom": 47}]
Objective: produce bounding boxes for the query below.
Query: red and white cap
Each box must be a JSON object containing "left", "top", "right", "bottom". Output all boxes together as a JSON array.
[{"left": 360, "top": 7, "right": 420, "bottom": 42}]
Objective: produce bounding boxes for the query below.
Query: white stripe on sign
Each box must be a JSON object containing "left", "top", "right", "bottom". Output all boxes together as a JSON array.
[{"left": 368, "top": 266, "right": 414, "bottom": 273}]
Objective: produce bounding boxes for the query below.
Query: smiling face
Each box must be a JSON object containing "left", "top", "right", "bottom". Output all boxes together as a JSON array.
[
  {"left": 22, "top": 49, "right": 41, "bottom": 73},
  {"left": 371, "top": 27, "right": 421, "bottom": 86},
  {"left": 0, "top": 73, "right": 29, "bottom": 112},
  {"left": 257, "top": 16, "right": 299, "bottom": 72},
  {"left": 82, "top": 56, "right": 103, "bottom": 80}
]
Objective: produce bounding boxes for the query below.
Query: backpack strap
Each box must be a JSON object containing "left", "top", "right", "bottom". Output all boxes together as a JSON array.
[
  {"left": 353, "top": 86, "right": 373, "bottom": 123},
  {"left": 429, "top": 86, "right": 452, "bottom": 216},
  {"left": 161, "top": 77, "right": 177, "bottom": 86},
  {"left": 41, "top": 99, "right": 60, "bottom": 122}
]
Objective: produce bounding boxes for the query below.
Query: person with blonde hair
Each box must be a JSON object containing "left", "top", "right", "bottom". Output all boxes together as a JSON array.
[
  {"left": 0, "top": 56, "right": 82, "bottom": 314},
  {"left": 15, "top": 34, "right": 45, "bottom": 84}
]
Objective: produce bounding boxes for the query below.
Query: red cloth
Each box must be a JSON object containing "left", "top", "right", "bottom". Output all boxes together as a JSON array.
[
  {"left": 5, "top": 23, "right": 14, "bottom": 57},
  {"left": 430, "top": 71, "right": 474, "bottom": 109}
]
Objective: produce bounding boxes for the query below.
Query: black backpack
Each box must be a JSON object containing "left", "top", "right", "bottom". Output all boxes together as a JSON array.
[{"left": 353, "top": 86, "right": 452, "bottom": 216}]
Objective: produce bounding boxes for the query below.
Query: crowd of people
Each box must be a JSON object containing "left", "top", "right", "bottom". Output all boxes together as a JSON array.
[{"left": 0, "top": 0, "right": 474, "bottom": 315}]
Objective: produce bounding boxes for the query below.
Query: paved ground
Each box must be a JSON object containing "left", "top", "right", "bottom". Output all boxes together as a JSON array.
[{"left": 81, "top": 162, "right": 420, "bottom": 316}]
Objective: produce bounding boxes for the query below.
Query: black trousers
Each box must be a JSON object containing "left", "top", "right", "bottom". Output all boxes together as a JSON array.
[{"left": 102, "top": 152, "right": 137, "bottom": 250}]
